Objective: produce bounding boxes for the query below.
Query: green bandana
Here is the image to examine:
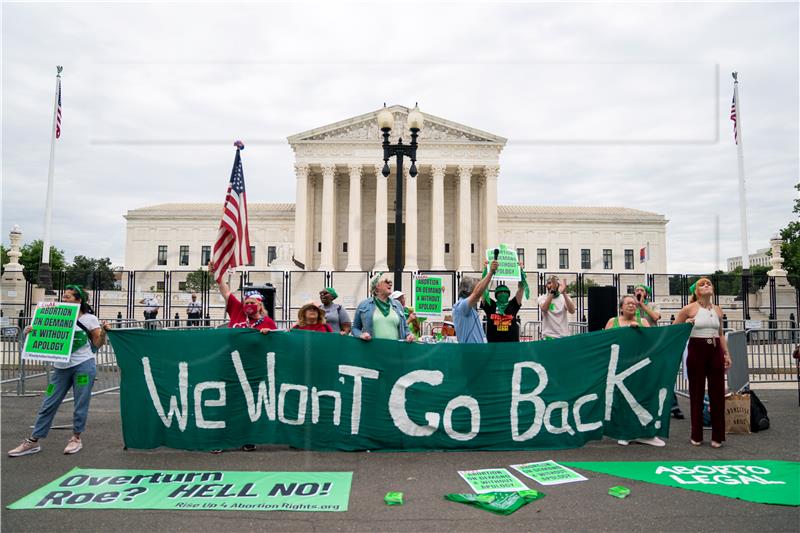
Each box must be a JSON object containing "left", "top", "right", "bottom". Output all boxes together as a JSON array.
[
  {"left": 323, "top": 287, "right": 338, "bottom": 299},
  {"left": 374, "top": 296, "right": 391, "bottom": 317},
  {"left": 495, "top": 285, "right": 511, "bottom": 314},
  {"left": 65, "top": 284, "right": 87, "bottom": 304}
]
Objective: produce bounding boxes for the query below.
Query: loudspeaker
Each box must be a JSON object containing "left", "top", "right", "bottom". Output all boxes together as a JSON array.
[
  {"left": 587, "top": 286, "right": 617, "bottom": 332},
  {"left": 244, "top": 284, "right": 276, "bottom": 320}
]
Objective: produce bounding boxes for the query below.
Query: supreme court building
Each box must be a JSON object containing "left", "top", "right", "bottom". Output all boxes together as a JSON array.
[{"left": 124, "top": 106, "right": 667, "bottom": 275}]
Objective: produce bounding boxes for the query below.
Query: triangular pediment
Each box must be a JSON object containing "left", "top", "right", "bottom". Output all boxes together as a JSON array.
[{"left": 287, "top": 105, "right": 506, "bottom": 145}]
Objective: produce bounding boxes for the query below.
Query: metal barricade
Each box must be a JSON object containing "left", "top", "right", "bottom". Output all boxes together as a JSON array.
[{"left": 747, "top": 328, "right": 799, "bottom": 383}]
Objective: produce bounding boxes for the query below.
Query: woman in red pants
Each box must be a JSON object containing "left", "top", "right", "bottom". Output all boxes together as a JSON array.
[{"left": 674, "top": 278, "right": 731, "bottom": 448}]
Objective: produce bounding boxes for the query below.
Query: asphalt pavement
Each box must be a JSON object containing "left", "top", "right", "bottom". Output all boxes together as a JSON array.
[{"left": 2, "top": 388, "right": 798, "bottom": 533}]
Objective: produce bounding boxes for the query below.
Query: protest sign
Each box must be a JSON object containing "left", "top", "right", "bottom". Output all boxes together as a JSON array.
[
  {"left": 23, "top": 302, "right": 80, "bottom": 363},
  {"left": 458, "top": 468, "right": 529, "bottom": 494},
  {"left": 564, "top": 461, "right": 800, "bottom": 506},
  {"left": 8, "top": 468, "right": 352, "bottom": 512},
  {"left": 414, "top": 276, "right": 443, "bottom": 318},
  {"left": 484, "top": 245, "right": 520, "bottom": 282},
  {"left": 511, "top": 460, "right": 587, "bottom": 485},
  {"left": 109, "top": 324, "right": 690, "bottom": 452}
]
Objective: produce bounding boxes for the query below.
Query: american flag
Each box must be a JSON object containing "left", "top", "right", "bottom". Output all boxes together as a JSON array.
[
  {"left": 639, "top": 246, "right": 648, "bottom": 263},
  {"left": 211, "top": 142, "right": 252, "bottom": 282},
  {"left": 55, "top": 77, "right": 62, "bottom": 139},
  {"left": 730, "top": 93, "right": 737, "bottom": 144}
]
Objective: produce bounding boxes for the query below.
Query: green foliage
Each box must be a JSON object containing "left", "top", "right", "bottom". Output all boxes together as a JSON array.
[
  {"left": 778, "top": 183, "right": 800, "bottom": 280},
  {"left": 0, "top": 245, "right": 7, "bottom": 274},
  {"left": 65, "top": 255, "right": 117, "bottom": 290},
  {"left": 19, "top": 240, "right": 67, "bottom": 284},
  {"left": 185, "top": 268, "right": 213, "bottom": 293},
  {"left": 567, "top": 277, "right": 599, "bottom": 296}
]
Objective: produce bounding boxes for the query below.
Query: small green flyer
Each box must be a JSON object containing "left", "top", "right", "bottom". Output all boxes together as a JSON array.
[
  {"left": 414, "top": 276, "right": 443, "bottom": 318},
  {"left": 485, "top": 245, "right": 521, "bottom": 282},
  {"left": 510, "top": 460, "right": 588, "bottom": 486},
  {"left": 458, "top": 468, "right": 530, "bottom": 494},
  {"left": 23, "top": 302, "right": 80, "bottom": 363}
]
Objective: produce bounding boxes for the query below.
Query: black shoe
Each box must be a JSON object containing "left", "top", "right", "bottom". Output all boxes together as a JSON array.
[
  {"left": 241, "top": 444, "right": 256, "bottom": 452},
  {"left": 671, "top": 408, "right": 685, "bottom": 420}
]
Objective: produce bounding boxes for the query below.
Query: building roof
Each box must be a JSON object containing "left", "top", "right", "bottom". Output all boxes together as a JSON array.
[
  {"left": 125, "top": 203, "right": 295, "bottom": 218},
  {"left": 498, "top": 205, "right": 666, "bottom": 222}
]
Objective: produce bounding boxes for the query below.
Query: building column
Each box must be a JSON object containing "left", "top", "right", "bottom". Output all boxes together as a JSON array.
[
  {"left": 318, "top": 163, "right": 336, "bottom": 271},
  {"left": 292, "top": 163, "right": 310, "bottom": 269},
  {"left": 404, "top": 165, "right": 418, "bottom": 272},
  {"left": 346, "top": 164, "right": 363, "bottom": 271},
  {"left": 483, "top": 165, "right": 499, "bottom": 250},
  {"left": 457, "top": 164, "right": 473, "bottom": 272},
  {"left": 373, "top": 163, "right": 389, "bottom": 271},
  {"left": 430, "top": 163, "right": 446, "bottom": 270}
]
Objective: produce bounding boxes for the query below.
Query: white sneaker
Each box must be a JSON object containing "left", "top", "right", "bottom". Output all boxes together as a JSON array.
[
  {"left": 8, "top": 438, "right": 41, "bottom": 457},
  {"left": 617, "top": 440, "right": 630, "bottom": 446},
  {"left": 634, "top": 436, "right": 666, "bottom": 447},
  {"left": 64, "top": 436, "right": 83, "bottom": 455}
]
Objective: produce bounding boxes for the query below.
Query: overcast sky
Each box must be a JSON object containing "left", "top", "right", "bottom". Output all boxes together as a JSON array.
[{"left": 2, "top": 1, "right": 798, "bottom": 273}]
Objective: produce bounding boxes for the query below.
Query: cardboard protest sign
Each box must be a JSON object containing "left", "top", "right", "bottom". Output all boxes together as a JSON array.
[
  {"left": 414, "top": 276, "right": 443, "bottom": 318},
  {"left": 8, "top": 468, "right": 352, "bottom": 512},
  {"left": 485, "top": 245, "right": 520, "bottom": 282},
  {"left": 23, "top": 302, "right": 80, "bottom": 363},
  {"left": 458, "top": 468, "right": 529, "bottom": 494},
  {"left": 511, "top": 460, "right": 587, "bottom": 486}
]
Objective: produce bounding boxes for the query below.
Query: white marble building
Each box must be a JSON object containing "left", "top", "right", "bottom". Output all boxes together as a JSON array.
[{"left": 124, "top": 106, "right": 668, "bottom": 274}]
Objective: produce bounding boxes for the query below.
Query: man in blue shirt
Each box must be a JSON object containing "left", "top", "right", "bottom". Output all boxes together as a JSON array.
[{"left": 453, "top": 260, "right": 498, "bottom": 344}]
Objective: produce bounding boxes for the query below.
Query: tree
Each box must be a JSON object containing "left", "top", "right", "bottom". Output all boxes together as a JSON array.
[
  {"left": 779, "top": 182, "right": 800, "bottom": 281},
  {"left": 65, "top": 255, "right": 117, "bottom": 290},
  {"left": 0, "top": 244, "right": 7, "bottom": 275},
  {"left": 567, "top": 277, "right": 599, "bottom": 296},
  {"left": 19, "top": 240, "right": 67, "bottom": 284},
  {"left": 185, "top": 268, "right": 213, "bottom": 293}
]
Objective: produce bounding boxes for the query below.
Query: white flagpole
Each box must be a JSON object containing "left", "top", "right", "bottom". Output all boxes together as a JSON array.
[
  {"left": 40, "top": 66, "right": 62, "bottom": 268},
  {"left": 732, "top": 72, "right": 750, "bottom": 271}
]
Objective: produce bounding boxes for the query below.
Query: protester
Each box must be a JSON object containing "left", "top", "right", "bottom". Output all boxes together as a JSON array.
[
  {"left": 141, "top": 294, "right": 159, "bottom": 329},
  {"left": 390, "top": 290, "right": 423, "bottom": 339},
  {"left": 537, "top": 275, "right": 575, "bottom": 339},
  {"left": 293, "top": 303, "right": 333, "bottom": 332},
  {"left": 441, "top": 316, "right": 456, "bottom": 339},
  {"left": 674, "top": 277, "right": 731, "bottom": 448},
  {"left": 604, "top": 295, "right": 650, "bottom": 329},
  {"left": 352, "top": 273, "right": 414, "bottom": 342},
  {"left": 208, "top": 261, "right": 276, "bottom": 453},
  {"left": 319, "top": 287, "right": 351, "bottom": 335},
  {"left": 8, "top": 285, "right": 110, "bottom": 457},
  {"left": 481, "top": 268, "right": 525, "bottom": 342},
  {"left": 453, "top": 260, "right": 498, "bottom": 344},
  {"left": 186, "top": 292, "right": 203, "bottom": 327}
]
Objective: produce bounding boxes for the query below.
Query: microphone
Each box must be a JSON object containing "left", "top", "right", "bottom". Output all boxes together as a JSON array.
[{"left": 493, "top": 248, "right": 499, "bottom": 260}]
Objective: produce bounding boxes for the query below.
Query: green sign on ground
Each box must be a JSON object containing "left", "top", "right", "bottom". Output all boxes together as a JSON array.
[
  {"left": 564, "top": 461, "right": 800, "bottom": 506},
  {"left": 414, "top": 276, "right": 443, "bottom": 318},
  {"left": 109, "top": 324, "right": 690, "bottom": 451},
  {"left": 8, "top": 468, "right": 352, "bottom": 512},
  {"left": 458, "top": 468, "right": 530, "bottom": 494},
  {"left": 23, "top": 302, "right": 80, "bottom": 363},
  {"left": 511, "top": 460, "right": 587, "bottom": 486},
  {"left": 485, "top": 245, "right": 520, "bottom": 282}
]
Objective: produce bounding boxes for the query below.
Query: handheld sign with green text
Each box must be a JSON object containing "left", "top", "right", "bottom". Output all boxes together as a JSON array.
[
  {"left": 414, "top": 276, "right": 443, "bottom": 318},
  {"left": 485, "top": 245, "right": 520, "bottom": 282},
  {"left": 23, "top": 302, "right": 80, "bottom": 363}
]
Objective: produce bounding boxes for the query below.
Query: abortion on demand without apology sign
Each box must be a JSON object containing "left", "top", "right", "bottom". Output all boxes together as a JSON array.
[{"left": 23, "top": 302, "right": 80, "bottom": 363}]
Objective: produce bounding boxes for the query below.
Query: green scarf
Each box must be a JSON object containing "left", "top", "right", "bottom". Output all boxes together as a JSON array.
[{"left": 374, "top": 296, "right": 391, "bottom": 317}]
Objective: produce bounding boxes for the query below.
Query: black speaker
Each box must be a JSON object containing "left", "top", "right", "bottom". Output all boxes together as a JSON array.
[
  {"left": 243, "top": 284, "right": 276, "bottom": 320},
  {"left": 587, "top": 286, "right": 617, "bottom": 332}
]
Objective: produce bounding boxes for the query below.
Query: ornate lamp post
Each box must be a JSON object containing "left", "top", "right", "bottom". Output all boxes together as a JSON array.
[{"left": 376, "top": 103, "right": 424, "bottom": 291}]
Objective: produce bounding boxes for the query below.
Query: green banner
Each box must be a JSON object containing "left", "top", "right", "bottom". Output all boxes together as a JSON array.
[
  {"left": 564, "top": 461, "right": 800, "bottom": 506},
  {"left": 23, "top": 302, "right": 79, "bottom": 363},
  {"left": 8, "top": 468, "right": 352, "bottom": 512},
  {"left": 414, "top": 276, "right": 443, "bottom": 318},
  {"left": 109, "top": 324, "right": 691, "bottom": 451},
  {"left": 485, "top": 244, "right": 520, "bottom": 282}
]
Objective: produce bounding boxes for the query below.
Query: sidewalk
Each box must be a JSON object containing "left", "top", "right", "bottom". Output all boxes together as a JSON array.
[{"left": 2, "top": 391, "right": 798, "bottom": 532}]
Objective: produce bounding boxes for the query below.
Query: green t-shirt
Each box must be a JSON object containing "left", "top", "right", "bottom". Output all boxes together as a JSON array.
[{"left": 372, "top": 308, "right": 400, "bottom": 340}]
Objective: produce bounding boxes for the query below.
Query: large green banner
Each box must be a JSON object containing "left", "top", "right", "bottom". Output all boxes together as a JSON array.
[
  {"left": 8, "top": 468, "right": 352, "bottom": 511},
  {"left": 109, "top": 325, "right": 691, "bottom": 451}
]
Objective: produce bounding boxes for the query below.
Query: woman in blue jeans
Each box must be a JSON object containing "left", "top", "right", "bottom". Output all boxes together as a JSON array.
[{"left": 8, "top": 285, "right": 110, "bottom": 457}]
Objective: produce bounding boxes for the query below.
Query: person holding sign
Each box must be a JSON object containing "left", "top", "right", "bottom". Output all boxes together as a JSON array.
[
  {"left": 390, "top": 290, "right": 423, "bottom": 339},
  {"left": 8, "top": 285, "right": 110, "bottom": 457},
  {"left": 352, "top": 273, "right": 414, "bottom": 342},
  {"left": 537, "top": 275, "right": 575, "bottom": 339},
  {"left": 481, "top": 260, "right": 526, "bottom": 343},
  {"left": 453, "top": 260, "right": 498, "bottom": 344}
]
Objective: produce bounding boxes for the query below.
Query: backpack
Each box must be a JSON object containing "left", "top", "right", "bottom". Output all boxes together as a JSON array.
[{"left": 746, "top": 388, "right": 770, "bottom": 432}]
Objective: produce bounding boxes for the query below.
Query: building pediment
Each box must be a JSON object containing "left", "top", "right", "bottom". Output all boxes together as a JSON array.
[{"left": 288, "top": 105, "right": 507, "bottom": 146}]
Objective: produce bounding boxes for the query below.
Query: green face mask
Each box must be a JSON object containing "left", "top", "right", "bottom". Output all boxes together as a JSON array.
[{"left": 495, "top": 290, "right": 511, "bottom": 314}]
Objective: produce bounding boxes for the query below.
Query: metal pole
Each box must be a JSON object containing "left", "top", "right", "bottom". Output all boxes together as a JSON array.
[
  {"left": 394, "top": 150, "right": 404, "bottom": 291},
  {"left": 39, "top": 67, "right": 62, "bottom": 292},
  {"left": 733, "top": 74, "right": 751, "bottom": 271}
]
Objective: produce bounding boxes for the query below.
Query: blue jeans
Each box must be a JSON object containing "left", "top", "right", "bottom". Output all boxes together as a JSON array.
[{"left": 32, "top": 358, "right": 97, "bottom": 439}]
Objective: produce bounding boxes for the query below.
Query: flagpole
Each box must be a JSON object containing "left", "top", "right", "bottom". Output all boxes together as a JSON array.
[
  {"left": 38, "top": 65, "right": 62, "bottom": 293},
  {"left": 732, "top": 72, "right": 750, "bottom": 272}
]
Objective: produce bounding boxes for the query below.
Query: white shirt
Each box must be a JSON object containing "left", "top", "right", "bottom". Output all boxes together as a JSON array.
[
  {"left": 537, "top": 293, "right": 570, "bottom": 339},
  {"left": 54, "top": 313, "right": 100, "bottom": 369}
]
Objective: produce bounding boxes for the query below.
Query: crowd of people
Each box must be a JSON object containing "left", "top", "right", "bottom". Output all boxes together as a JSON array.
[{"left": 8, "top": 267, "right": 733, "bottom": 457}]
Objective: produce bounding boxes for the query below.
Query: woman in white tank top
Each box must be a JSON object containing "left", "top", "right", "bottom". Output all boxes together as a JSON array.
[{"left": 674, "top": 277, "right": 731, "bottom": 448}]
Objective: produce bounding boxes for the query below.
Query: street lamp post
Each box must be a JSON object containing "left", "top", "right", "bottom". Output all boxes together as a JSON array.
[{"left": 376, "top": 104, "right": 424, "bottom": 292}]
